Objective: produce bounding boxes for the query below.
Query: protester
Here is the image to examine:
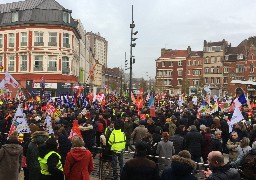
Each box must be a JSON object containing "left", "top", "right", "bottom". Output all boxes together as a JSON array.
[
  {"left": 211, "top": 129, "right": 223, "bottom": 152},
  {"left": 226, "top": 131, "right": 240, "bottom": 161},
  {"left": 201, "top": 127, "right": 212, "bottom": 163},
  {"left": 57, "top": 127, "right": 71, "bottom": 165},
  {"left": 108, "top": 121, "right": 126, "bottom": 179},
  {"left": 64, "top": 136, "right": 94, "bottom": 180},
  {"left": 131, "top": 120, "right": 148, "bottom": 144},
  {"left": 203, "top": 151, "right": 240, "bottom": 180},
  {"left": 161, "top": 150, "right": 197, "bottom": 180},
  {"left": 38, "top": 136, "right": 64, "bottom": 180},
  {"left": 0, "top": 131, "right": 23, "bottom": 180},
  {"left": 185, "top": 125, "right": 203, "bottom": 162},
  {"left": 120, "top": 141, "right": 159, "bottom": 180},
  {"left": 124, "top": 117, "right": 135, "bottom": 151},
  {"left": 26, "top": 131, "right": 49, "bottom": 180}
]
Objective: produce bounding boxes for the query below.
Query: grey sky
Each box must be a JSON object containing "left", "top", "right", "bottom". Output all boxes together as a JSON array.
[{"left": 2, "top": 0, "right": 256, "bottom": 79}]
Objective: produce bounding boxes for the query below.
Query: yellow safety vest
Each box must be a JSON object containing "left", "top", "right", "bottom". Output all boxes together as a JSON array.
[
  {"left": 38, "top": 151, "right": 63, "bottom": 175},
  {"left": 108, "top": 129, "right": 126, "bottom": 153}
]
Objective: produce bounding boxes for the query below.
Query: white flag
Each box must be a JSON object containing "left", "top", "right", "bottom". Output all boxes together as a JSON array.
[
  {"left": 0, "top": 79, "right": 5, "bottom": 89},
  {"left": 14, "top": 105, "right": 23, "bottom": 119},
  {"left": 5, "top": 71, "right": 19, "bottom": 88},
  {"left": 228, "top": 107, "right": 244, "bottom": 132}
]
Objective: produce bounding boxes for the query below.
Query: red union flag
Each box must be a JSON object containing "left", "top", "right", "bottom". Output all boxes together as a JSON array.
[{"left": 5, "top": 71, "right": 19, "bottom": 88}]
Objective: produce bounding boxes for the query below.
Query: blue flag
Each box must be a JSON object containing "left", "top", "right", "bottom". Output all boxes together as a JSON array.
[{"left": 148, "top": 94, "right": 154, "bottom": 107}]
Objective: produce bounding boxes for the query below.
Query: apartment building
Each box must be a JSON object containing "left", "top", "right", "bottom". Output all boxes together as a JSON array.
[
  {"left": 0, "top": 0, "right": 86, "bottom": 96},
  {"left": 203, "top": 39, "right": 228, "bottom": 96},
  {"left": 155, "top": 48, "right": 187, "bottom": 95}
]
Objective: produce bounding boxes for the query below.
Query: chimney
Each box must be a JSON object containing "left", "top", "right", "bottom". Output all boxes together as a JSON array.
[
  {"left": 187, "top": 46, "right": 191, "bottom": 55},
  {"left": 204, "top": 40, "right": 207, "bottom": 47}
]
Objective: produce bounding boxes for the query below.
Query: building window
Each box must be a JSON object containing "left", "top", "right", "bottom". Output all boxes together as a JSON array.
[
  {"left": 205, "top": 67, "right": 209, "bottom": 74},
  {"left": 193, "top": 60, "right": 196, "bottom": 65},
  {"left": 0, "top": 34, "right": 2, "bottom": 48},
  {"left": 211, "top": 67, "right": 214, "bottom": 73},
  {"left": 187, "top": 70, "right": 190, "bottom": 75},
  {"left": 224, "top": 67, "right": 228, "bottom": 73},
  {"left": 162, "top": 62, "right": 165, "bottom": 67},
  {"left": 63, "top": 33, "right": 70, "bottom": 48},
  {"left": 217, "top": 56, "right": 221, "bottom": 62},
  {"left": 216, "top": 67, "right": 220, "bottom": 74},
  {"left": 34, "top": 55, "right": 43, "bottom": 71},
  {"left": 63, "top": 12, "right": 70, "bottom": 23},
  {"left": 48, "top": 56, "right": 57, "bottom": 71},
  {"left": 8, "top": 56, "right": 15, "bottom": 71},
  {"left": 236, "top": 64, "right": 244, "bottom": 73},
  {"left": 8, "top": 33, "right": 15, "bottom": 47},
  {"left": 198, "top": 60, "right": 201, "bottom": 65},
  {"left": 178, "top": 61, "right": 182, "bottom": 66},
  {"left": 188, "top": 60, "right": 191, "bottom": 66},
  {"left": 48, "top": 32, "right": 57, "bottom": 46},
  {"left": 250, "top": 65, "right": 254, "bottom": 73},
  {"left": 205, "top": 77, "right": 208, "bottom": 84},
  {"left": 169, "top": 61, "right": 173, "bottom": 67},
  {"left": 224, "top": 77, "right": 228, "bottom": 84},
  {"left": 215, "top": 46, "right": 221, "bottom": 51},
  {"left": 178, "top": 79, "right": 182, "bottom": 85},
  {"left": 225, "top": 55, "right": 229, "bottom": 60},
  {"left": 11, "top": 11, "right": 18, "bottom": 22},
  {"left": 238, "top": 54, "right": 243, "bottom": 60},
  {"left": 205, "top": 57, "right": 209, "bottom": 64},
  {"left": 0, "top": 56, "right": 3, "bottom": 67},
  {"left": 178, "top": 70, "right": 182, "bottom": 76},
  {"left": 211, "top": 77, "right": 214, "bottom": 84},
  {"left": 62, "top": 56, "right": 70, "bottom": 74},
  {"left": 21, "top": 32, "right": 27, "bottom": 46},
  {"left": 211, "top": 57, "right": 215, "bottom": 63},
  {"left": 20, "top": 55, "right": 27, "bottom": 71},
  {"left": 216, "top": 78, "right": 220, "bottom": 84},
  {"left": 34, "top": 32, "right": 44, "bottom": 46}
]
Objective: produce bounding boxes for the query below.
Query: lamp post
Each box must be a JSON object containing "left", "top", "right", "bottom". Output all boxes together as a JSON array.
[{"left": 129, "top": 5, "right": 138, "bottom": 106}]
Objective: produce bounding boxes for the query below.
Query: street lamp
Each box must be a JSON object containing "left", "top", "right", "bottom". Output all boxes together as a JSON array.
[{"left": 129, "top": 5, "right": 138, "bottom": 106}]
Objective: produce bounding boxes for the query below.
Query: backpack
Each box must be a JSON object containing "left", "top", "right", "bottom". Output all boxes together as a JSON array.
[{"left": 241, "top": 149, "right": 256, "bottom": 179}]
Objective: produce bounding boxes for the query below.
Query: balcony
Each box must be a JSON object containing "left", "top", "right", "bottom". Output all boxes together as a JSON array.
[
  {"left": 34, "top": 66, "right": 43, "bottom": 71},
  {"left": 8, "top": 66, "right": 14, "bottom": 71},
  {"left": 21, "top": 42, "right": 27, "bottom": 46},
  {"left": 34, "top": 42, "right": 44, "bottom": 46},
  {"left": 48, "top": 42, "right": 57, "bottom": 46},
  {"left": 48, "top": 67, "right": 57, "bottom": 71},
  {"left": 63, "top": 43, "right": 70, "bottom": 48},
  {"left": 62, "top": 68, "right": 70, "bottom": 75}
]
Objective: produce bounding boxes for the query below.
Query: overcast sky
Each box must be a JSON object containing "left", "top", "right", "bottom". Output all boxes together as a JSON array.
[{"left": 2, "top": 0, "right": 256, "bottom": 79}]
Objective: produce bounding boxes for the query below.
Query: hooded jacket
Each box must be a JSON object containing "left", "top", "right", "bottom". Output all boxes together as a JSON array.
[
  {"left": 0, "top": 143, "right": 23, "bottom": 180},
  {"left": 26, "top": 131, "right": 49, "bottom": 180},
  {"left": 161, "top": 155, "right": 197, "bottom": 180},
  {"left": 64, "top": 147, "right": 94, "bottom": 180}
]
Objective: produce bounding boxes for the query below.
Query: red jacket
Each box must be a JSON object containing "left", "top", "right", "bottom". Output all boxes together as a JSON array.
[{"left": 64, "top": 147, "right": 94, "bottom": 180}]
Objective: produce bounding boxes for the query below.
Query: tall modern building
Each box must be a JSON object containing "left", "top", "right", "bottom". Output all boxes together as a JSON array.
[
  {"left": 0, "top": 0, "right": 88, "bottom": 96},
  {"left": 85, "top": 32, "right": 108, "bottom": 90}
]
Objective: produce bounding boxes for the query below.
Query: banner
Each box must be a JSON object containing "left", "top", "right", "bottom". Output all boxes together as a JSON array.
[
  {"left": 45, "top": 115, "right": 54, "bottom": 134},
  {"left": 5, "top": 71, "right": 19, "bottom": 88},
  {"left": 15, "top": 117, "right": 30, "bottom": 134}
]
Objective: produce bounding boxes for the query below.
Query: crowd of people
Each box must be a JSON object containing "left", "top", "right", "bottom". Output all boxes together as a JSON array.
[{"left": 0, "top": 93, "right": 256, "bottom": 180}]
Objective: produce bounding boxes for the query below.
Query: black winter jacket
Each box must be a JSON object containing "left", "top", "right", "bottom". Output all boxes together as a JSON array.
[
  {"left": 207, "top": 164, "right": 240, "bottom": 180},
  {"left": 185, "top": 130, "right": 203, "bottom": 157}
]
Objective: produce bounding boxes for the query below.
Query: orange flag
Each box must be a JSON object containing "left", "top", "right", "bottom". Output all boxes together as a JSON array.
[{"left": 68, "top": 120, "right": 82, "bottom": 140}]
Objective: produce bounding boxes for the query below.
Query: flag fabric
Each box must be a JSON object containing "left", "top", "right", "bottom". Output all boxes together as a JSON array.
[
  {"left": 150, "top": 106, "right": 156, "bottom": 117},
  {"left": 234, "top": 93, "right": 247, "bottom": 108},
  {"left": 44, "top": 115, "right": 54, "bottom": 134},
  {"left": 69, "top": 120, "right": 82, "bottom": 140},
  {"left": 4, "top": 71, "right": 19, "bottom": 88},
  {"left": 14, "top": 105, "right": 23, "bottom": 119},
  {"left": 15, "top": 117, "right": 31, "bottom": 134},
  {"left": 192, "top": 96, "right": 197, "bottom": 105},
  {"left": 148, "top": 94, "right": 154, "bottom": 108},
  {"left": 228, "top": 107, "right": 244, "bottom": 132}
]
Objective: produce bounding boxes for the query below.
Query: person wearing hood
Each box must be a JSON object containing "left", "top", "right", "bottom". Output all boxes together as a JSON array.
[
  {"left": 0, "top": 131, "right": 23, "bottom": 180},
  {"left": 26, "top": 131, "right": 49, "bottom": 180},
  {"left": 57, "top": 127, "right": 71, "bottom": 165},
  {"left": 64, "top": 136, "right": 94, "bottom": 180},
  {"left": 161, "top": 150, "right": 197, "bottom": 180}
]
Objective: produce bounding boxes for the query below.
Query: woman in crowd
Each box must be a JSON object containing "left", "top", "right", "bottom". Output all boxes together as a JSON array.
[{"left": 64, "top": 136, "right": 94, "bottom": 180}]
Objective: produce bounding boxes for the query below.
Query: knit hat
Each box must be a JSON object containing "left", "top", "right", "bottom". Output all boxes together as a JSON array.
[{"left": 178, "top": 150, "right": 191, "bottom": 159}]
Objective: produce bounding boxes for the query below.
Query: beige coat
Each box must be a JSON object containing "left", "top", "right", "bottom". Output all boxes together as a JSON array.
[
  {"left": 226, "top": 139, "right": 240, "bottom": 161},
  {"left": 0, "top": 143, "right": 23, "bottom": 180},
  {"left": 131, "top": 125, "right": 148, "bottom": 144}
]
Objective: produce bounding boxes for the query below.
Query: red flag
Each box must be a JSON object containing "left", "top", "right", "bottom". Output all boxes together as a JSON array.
[
  {"left": 8, "top": 124, "right": 16, "bottom": 138},
  {"left": 140, "top": 114, "right": 146, "bottom": 120},
  {"left": 69, "top": 120, "right": 82, "bottom": 140},
  {"left": 150, "top": 106, "right": 156, "bottom": 117}
]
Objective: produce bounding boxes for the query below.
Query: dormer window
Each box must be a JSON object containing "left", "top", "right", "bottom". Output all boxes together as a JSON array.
[
  {"left": 63, "top": 12, "right": 70, "bottom": 23},
  {"left": 11, "top": 11, "right": 18, "bottom": 22},
  {"left": 225, "top": 55, "right": 229, "bottom": 60},
  {"left": 238, "top": 54, "right": 243, "bottom": 60}
]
